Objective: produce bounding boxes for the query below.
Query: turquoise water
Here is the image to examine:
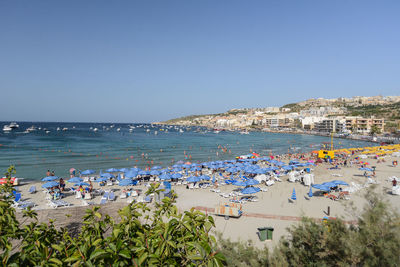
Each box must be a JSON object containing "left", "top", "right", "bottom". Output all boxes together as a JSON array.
[{"left": 0, "top": 122, "right": 373, "bottom": 180}]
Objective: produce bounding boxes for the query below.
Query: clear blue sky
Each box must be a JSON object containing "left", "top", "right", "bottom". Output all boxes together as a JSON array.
[{"left": 1, "top": 1, "right": 399, "bottom": 123}]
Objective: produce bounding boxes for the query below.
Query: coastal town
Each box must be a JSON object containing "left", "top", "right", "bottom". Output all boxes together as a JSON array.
[{"left": 163, "top": 95, "right": 400, "bottom": 142}]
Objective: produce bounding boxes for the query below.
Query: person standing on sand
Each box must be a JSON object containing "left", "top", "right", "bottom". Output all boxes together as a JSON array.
[{"left": 46, "top": 170, "right": 51, "bottom": 176}]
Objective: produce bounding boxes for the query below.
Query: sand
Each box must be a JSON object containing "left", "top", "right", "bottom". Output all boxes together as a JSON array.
[{"left": 12, "top": 153, "right": 400, "bottom": 248}]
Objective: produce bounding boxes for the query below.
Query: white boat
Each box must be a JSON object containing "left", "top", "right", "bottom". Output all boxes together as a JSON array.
[
  {"left": 8, "top": 122, "right": 19, "bottom": 129},
  {"left": 240, "top": 131, "right": 249, "bottom": 135},
  {"left": 57, "top": 127, "right": 61, "bottom": 131},
  {"left": 154, "top": 131, "right": 158, "bottom": 135},
  {"left": 93, "top": 128, "right": 98, "bottom": 132},
  {"left": 62, "top": 127, "right": 68, "bottom": 131},
  {"left": 129, "top": 128, "right": 133, "bottom": 133},
  {"left": 214, "top": 130, "right": 220, "bottom": 134},
  {"left": 26, "top": 126, "right": 37, "bottom": 132},
  {"left": 45, "top": 130, "right": 50, "bottom": 134},
  {"left": 179, "top": 129, "right": 184, "bottom": 133},
  {"left": 116, "top": 128, "right": 121, "bottom": 132},
  {"left": 3, "top": 125, "right": 12, "bottom": 132}
]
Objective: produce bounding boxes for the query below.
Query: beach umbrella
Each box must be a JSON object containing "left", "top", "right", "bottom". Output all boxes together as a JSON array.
[
  {"left": 186, "top": 176, "right": 201, "bottom": 183},
  {"left": 41, "top": 176, "right": 59, "bottom": 182},
  {"left": 118, "top": 168, "right": 129, "bottom": 172},
  {"left": 171, "top": 173, "right": 182, "bottom": 179},
  {"left": 81, "top": 170, "right": 95, "bottom": 175},
  {"left": 101, "top": 173, "right": 115, "bottom": 179},
  {"left": 130, "top": 167, "right": 141, "bottom": 172},
  {"left": 138, "top": 170, "right": 150, "bottom": 176},
  {"left": 94, "top": 177, "right": 108, "bottom": 182},
  {"left": 176, "top": 160, "right": 184, "bottom": 164},
  {"left": 359, "top": 167, "right": 373, "bottom": 171},
  {"left": 321, "top": 182, "right": 338, "bottom": 188},
  {"left": 241, "top": 187, "right": 261, "bottom": 194},
  {"left": 212, "top": 176, "right": 216, "bottom": 183},
  {"left": 200, "top": 175, "right": 211, "bottom": 181},
  {"left": 74, "top": 182, "right": 90, "bottom": 187},
  {"left": 232, "top": 180, "right": 247, "bottom": 187},
  {"left": 308, "top": 187, "right": 313, "bottom": 198},
  {"left": 150, "top": 170, "right": 161, "bottom": 176},
  {"left": 159, "top": 173, "right": 172, "bottom": 180},
  {"left": 106, "top": 168, "right": 119, "bottom": 172},
  {"left": 312, "top": 184, "right": 331, "bottom": 192},
  {"left": 119, "top": 179, "right": 134, "bottom": 186},
  {"left": 42, "top": 181, "right": 59, "bottom": 188},
  {"left": 245, "top": 179, "right": 259, "bottom": 186},
  {"left": 331, "top": 180, "right": 349, "bottom": 186},
  {"left": 67, "top": 177, "right": 83, "bottom": 183},
  {"left": 151, "top": 166, "right": 162, "bottom": 170},
  {"left": 291, "top": 188, "right": 297, "bottom": 200},
  {"left": 125, "top": 171, "right": 138, "bottom": 178}
]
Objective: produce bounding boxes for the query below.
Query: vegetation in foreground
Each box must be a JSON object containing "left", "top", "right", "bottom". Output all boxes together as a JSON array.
[{"left": 1, "top": 166, "right": 400, "bottom": 266}]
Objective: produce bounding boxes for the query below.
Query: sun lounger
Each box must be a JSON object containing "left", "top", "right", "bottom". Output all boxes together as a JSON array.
[
  {"left": 108, "top": 191, "right": 116, "bottom": 201},
  {"left": 84, "top": 192, "right": 92, "bottom": 200},
  {"left": 127, "top": 197, "right": 135, "bottom": 204},
  {"left": 83, "top": 177, "right": 89, "bottom": 182},
  {"left": 107, "top": 180, "right": 113, "bottom": 186},
  {"left": 102, "top": 191, "right": 109, "bottom": 199},
  {"left": 99, "top": 198, "right": 107, "bottom": 205},
  {"left": 144, "top": 195, "right": 152, "bottom": 203},
  {"left": 120, "top": 192, "right": 127, "bottom": 199},
  {"left": 48, "top": 200, "right": 71, "bottom": 208},
  {"left": 188, "top": 184, "right": 194, "bottom": 189},
  {"left": 17, "top": 201, "right": 36, "bottom": 210},
  {"left": 136, "top": 195, "right": 145, "bottom": 203},
  {"left": 28, "top": 186, "right": 36, "bottom": 194},
  {"left": 75, "top": 191, "right": 82, "bottom": 199}
]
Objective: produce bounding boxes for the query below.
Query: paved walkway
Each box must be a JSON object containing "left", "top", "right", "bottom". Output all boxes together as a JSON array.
[{"left": 193, "top": 206, "right": 357, "bottom": 224}]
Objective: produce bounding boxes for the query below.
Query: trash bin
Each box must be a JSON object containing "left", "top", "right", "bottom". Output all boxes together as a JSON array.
[{"left": 257, "top": 227, "right": 274, "bottom": 241}]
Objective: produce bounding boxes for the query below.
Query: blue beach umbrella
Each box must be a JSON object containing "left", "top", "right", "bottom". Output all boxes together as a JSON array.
[
  {"left": 151, "top": 166, "right": 162, "bottom": 170},
  {"left": 67, "top": 177, "right": 83, "bottom": 183},
  {"left": 308, "top": 187, "right": 313, "bottom": 198},
  {"left": 232, "top": 180, "right": 247, "bottom": 187},
  {"left": 41, "top": 176, "right": 59, "bottom": 182},
  {"left": 186, "top": 176, "right": 201, "bottom": 183},
  {"left": 359, "top": 167, "right": 373, "bottom": 171},
  {"left": 74, "top": 182, "right": 90, "bottom": 187},
  {"left": 138, "top": 170, "right": 150, "bottom": 176},
  {"left": 241, "top": 187, "right": 261, "bottom": 194},
  {"left": 150, "top": 170, "right": 161, "bottom": 176},
  {"left": 159, "top": 173, "right": 172, "bottom": 180},
  {"left": 212, "top": 176, "right": 216, "bottom": 183},
  {"left": 331, "top": 180, "right": 349, "bottom": 186},
  {"left": 118, "top": 168, "right": 129, "bottom": 172},
  {"left": 171, "top": 173, "right": 182, "bottom": 179},
  {"left": 200, "top": 175, "right": 211, "bottom": 181},
  {"left": 101, "top": 173, "right": 115, "bottom": 179},
  {"left": 94, "top": 177, "right": 108, "bottom": 182},
  {"left": 245, "top": 179, "right": 259, "bottom": 186},
  {"left": 291, "top": 188, "right": 297, "bottom": 200},
  {"left": 312, "top": 184, "right": 331, "bottom": 192},
  {"left": 119, "top": 179, "right": 134, "bottom": 186},
  {"left": 42, "top": 181, "right": 59, "bottom": 188},
  {"left": 106, "top": 168, "right": 119, "bottom": 172},
  {"left": 125, "top": 171, "right": 138, "bottom": 178},
  {"left": 81, "top": 170, "right": 95, "bottom": 175}
]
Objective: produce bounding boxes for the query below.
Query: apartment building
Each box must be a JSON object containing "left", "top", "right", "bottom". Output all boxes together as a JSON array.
[{"left": 345, "top": 116, "right": 385, "bottom": 134}]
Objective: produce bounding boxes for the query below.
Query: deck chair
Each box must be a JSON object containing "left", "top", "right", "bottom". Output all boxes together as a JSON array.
[
  {"left": 28, "top": 186, "right": 36, "bottom": 194},
  {"left": 17, "top": 201, "right": 36, "bottom": 210},
  {"left": 84, "top": 192, "right": 92, "bottom": 200},
  {"left": 120, "top": 192, "right": 127, "bottom": 199},
  {"left": 102, "top": 191, "right": 109, "bottom": 199},
  {"left": 108, "top": 191, "right": 116, "bottom": 201},
  {"left": 75, "top": 191, "right": 82, "bottom": 199},
  {"left": 99, "top": 198, "right": 107, "bottom": 205},
  {"left": 144, "top": 195, "right": 152, "bottom": 203},
  {"left": 107, "top": 180, "right": 113, "bottom": 186}
]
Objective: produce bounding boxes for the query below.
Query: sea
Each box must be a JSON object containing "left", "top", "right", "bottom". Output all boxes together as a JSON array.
[{"left": 0, "top": 122, "right": 373, "bottom": 181}]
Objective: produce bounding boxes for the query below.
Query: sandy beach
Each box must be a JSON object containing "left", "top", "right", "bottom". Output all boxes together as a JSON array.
[{"left": 13, "top": 150, "right": 400, "bottom": 248}]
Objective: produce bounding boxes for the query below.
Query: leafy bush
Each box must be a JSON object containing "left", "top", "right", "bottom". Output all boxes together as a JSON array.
[{"left": 0, "top": 166, "right": 226, "bottom": 266}]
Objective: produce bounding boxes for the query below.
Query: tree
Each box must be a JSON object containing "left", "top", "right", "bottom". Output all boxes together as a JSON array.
[{"left": 370, "top": 125, "right": 381, "bottom": 136}]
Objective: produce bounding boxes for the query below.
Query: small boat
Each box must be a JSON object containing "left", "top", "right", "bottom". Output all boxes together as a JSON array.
[
  {"left": 179, "top": 129, "right": 184, "bottom": 133},
  {"left": 9, "top": 122, "right": 19, "bottom": 129},
  {"left": 26, "top": 126, "right": 37, "bottom": 132},
  {"left": 154, "top": 131, "right": 158, "bottom": 135},
  {"left": 3, "top": 125, "right": 12, "bottom": 132},
  {"left": 129, "top": 128, "right": 133, "bottom": 133},
  {"left": 62, "top": 127, "right": 68, "bottom": 131},
  {"left": 116, "top": 128, "right": 121, "bottom": 132},
  {"left": 45, "top": 130, "right": 50, "bottom": 134},
  {"left": 93, "top": 128, "right": 98, "bottom": 132},
  {"left": 240, "top": 131, "right": 249, "bottom": 135},
  {"left": 57, "top": 127, "right": 61, "bottom": 131}
]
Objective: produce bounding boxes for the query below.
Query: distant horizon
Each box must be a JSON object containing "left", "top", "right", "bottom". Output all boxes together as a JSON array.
[{"left": 1, "top": 94, "right": 399, "bottom": 123}]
